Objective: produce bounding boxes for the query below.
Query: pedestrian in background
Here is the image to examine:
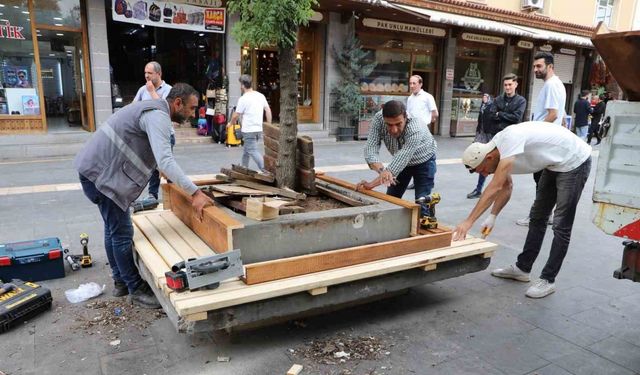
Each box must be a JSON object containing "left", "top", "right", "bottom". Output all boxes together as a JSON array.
[
  {"left": 406, "top": 75, "right": 438, "bottom": 190},
  {"left": 467, "top": 93, "right": 493, "bottom": 199},
  {"left": 587, "top": 94, "right": 606, "bottom": 145},
  {"left": 573, "top": 90, "right": 591, "bottom": 141}
]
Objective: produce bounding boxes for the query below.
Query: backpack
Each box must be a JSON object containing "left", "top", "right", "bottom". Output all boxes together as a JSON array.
[
  {"left": 149, "top": 3, "right": 161, "bottom": 22},
  {"left": 133, "top": 1, "right": 147, "bottom": 20},
  {"left": 114, "top": 0, "right": 127, "bottom": 15}
]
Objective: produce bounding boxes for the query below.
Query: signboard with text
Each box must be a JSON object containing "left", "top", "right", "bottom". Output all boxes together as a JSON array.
[
  {"left": 112, "top": 0, "right": 225, "bottom": 33},
  {"left": 362, "top": 18, "right": 446, "bottom": 37}
]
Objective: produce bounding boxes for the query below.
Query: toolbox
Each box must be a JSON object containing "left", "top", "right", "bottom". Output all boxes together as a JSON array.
[
  {"left": 0, "top": 238, "right": 65, "bottom": 282},
  {"left": 0, "top": 279, "right": 52, "bottom": 333}
]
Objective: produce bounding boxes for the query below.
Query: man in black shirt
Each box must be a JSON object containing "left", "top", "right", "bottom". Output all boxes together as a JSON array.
[
  {"left": 573, "top": 90, "right": 591, "bottom": 141},
  {"left": 588, "top": 94, "right": 606, "bottom": 145}
]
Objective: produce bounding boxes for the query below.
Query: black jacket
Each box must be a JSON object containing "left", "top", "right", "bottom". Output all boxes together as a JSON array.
[
  {"left": 591, "top": 101, "right": 606, "bottom": 126},
  {"left": 573, "top": 98, "right": 591, "bottom": 127},
  {"left": 486, "top": 93, "right": 526, "bottom": 134}
]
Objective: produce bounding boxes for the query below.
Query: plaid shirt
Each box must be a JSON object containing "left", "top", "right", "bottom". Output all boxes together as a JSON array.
[{"left": 364, "top": 111, "right": 437, "bottom": 176}]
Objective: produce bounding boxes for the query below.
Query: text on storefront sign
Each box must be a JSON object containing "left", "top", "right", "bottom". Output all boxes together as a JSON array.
[
  {"left": 362, "top": 18, "right": 446, "bottom": 37},
  {"left": 517, "top": 40, "right": 534, "bottom": 49},
  {"left": 461, "top": 33, "right": 504, "bottom": 45},
  {"left": 0, "top": 20, "right": 26, "bottom": 40}
]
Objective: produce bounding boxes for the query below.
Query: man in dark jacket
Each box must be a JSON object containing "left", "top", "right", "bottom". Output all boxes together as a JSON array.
[
  {"left": 467, "top": 73, "right": 526, "bottom": 198},
  {"left": 573, "top": 90, "right": 591, "bottom": 141},
  {"left": 588, "top": 94, "right": 606, "bottom": 145}
]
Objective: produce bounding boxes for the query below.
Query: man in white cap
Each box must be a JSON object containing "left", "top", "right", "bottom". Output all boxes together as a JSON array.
[{"left": 453, "top": 121, "right": 591, "bottom": 298}]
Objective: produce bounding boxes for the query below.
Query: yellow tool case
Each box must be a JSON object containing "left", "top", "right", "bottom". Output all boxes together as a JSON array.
[{"left": 0, "top": 279, "right": 52, "bottom": 333}]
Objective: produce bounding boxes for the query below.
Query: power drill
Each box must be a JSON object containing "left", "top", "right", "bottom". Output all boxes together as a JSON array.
[
  {"left": 416, "top": 193, "right": 441, "bottom": 230},
  {"left": 79, "top": 233, "right": 93, "bottom": 268}
]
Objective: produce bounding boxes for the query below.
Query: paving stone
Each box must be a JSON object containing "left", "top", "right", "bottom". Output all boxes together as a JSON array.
[
  {"left": 426, "top": 353, "right": 505, "bottom": 375},
  {"left": 99, "top": 345, "right": 165, "bottom": 375},
  {"left": 526, "top": 363, "right": 576, "bottom": 375},
  {"left": 512, "top": 328, "right": 583, "bottom": 362},
  {"left": 533, "top": 286, "right": 612, "bottom": 317},
  {"left": 552, "top": 348, "right": 636, "bottom": 375},
  {"left": 588, "top": 336, "right": 640, "bottom": 373}
]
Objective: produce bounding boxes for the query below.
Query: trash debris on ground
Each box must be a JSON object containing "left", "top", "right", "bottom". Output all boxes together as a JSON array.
[
  {"left": 109, "top": 339, "right": 121, "bottom": 346},
  {"left": 216, "top": 356, "right": 230, "bottom": 362},
  {"left": 72, "top": 299, "right": 165, "bottom": 333},
  {"left": 64, "top": 282, "right": 105, "bottom": 303},
  {"left": 294, "top": 333, "right": 388, "bottom": 365}
]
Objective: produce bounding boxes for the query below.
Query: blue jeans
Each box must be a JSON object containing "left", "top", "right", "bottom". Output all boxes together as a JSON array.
[
  {"left": 80, "top": 174, "right": 143, "bottom": 293},
  {"left": 576, "top": 125, "right": 588, "bottom": 141},
  {"left": 386, "top": 157, "right": 437, "bottom": 217},
  {"left": 516, "top": 157, "right": 591, "bottom": 283},
  {"left": 475, "top": 174, "right": 486, "bottom": 192},
  {"left": 241, "top": 131, "right": 264, "bottom": 171},
  {"left": 148, "top": 133, "right": 175, "bottom": 199}
]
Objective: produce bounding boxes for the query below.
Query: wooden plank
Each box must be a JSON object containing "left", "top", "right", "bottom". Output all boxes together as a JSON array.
[
  {"left": 184, "top": 311, "right": 208, "bottom": 322},
  {"left": 132, "top": 215, "right": 184, "bottom": 268},
  {"left": 226, "top": 199, "right": 247, "bottom": 213},
  {"left": 315, "top": 184, "right": 365, "bottom": 207},
  {"left": 263, "top": 122, "right": 280, "bottom": 139},
  {"left": 231, "top": 164, "right": 275, "bottom": 183},
  {"left": 263, "top": 135, "right": 279, "bottom": 154},
  {"left": 166, "top": 184, "right": 243, "bottom": 253},
  {"left": 264, "top": 145, "right": 278, "bottom": 159},
  {"left": 316, "top": 174, "right": 420, "bottom": 210},
  {"left": 482, "top": 251, "right": 494, "bottom": 258},
  {"left": 193, "top": 178, "right": 229, "bottom": 186},
  {"left": 234, "top": 180, "right": 306, "bottom": 200},
  {"left": 173, "top": 239, "right": 495, "bottom": 315},
  {"left": 296, "top": 168, "right": 316, "bottom": 193},
  {"left": 422, "top": 263, "right": 437, "bottom": 271},
  {"left": 158, "top": 212, "right": 215, "bottom": 257},
  {"left": 220, "top": 168, "right": 271, "bottom": 185},
  {"left": 307, "top": 287, "right": 327, "bottom": 296},
  {"left": 296, "top": 151, "right": 314, "bottom": 169},
  {"left": 279, "top": 205, "right": 305, "bottom": 214},
  {"left": 161, "top": 183, "right": 172, "bottom": 210},
  {"left": 297, "top": 136, "right": 314, "bottom": 155},
  {"left": 263, "top": 154, "right": 277, "bottom": 174},
  {"left": 144, "top": 214, "right": 200, "bottom": 261},
  {"left": 132, "top": 225, "right": 171, "bottom": 288},
  {"left": 243, "top": 229, "right": 452, "bottom": 285},
  {"left": 210, "top": 184, "right": 272, "bottom": 196},
  {"left": 287, "top": 364, "right": 303, "bottom": 375}
]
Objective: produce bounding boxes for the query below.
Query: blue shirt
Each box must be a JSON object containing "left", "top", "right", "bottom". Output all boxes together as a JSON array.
[{"left": 133, "top": 81, "right": 172, "bottom": 101}]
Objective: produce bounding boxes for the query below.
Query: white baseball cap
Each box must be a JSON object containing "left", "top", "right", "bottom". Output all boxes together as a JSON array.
[{"left": 462, "top": 141, "right": 496, "bottom": 172}]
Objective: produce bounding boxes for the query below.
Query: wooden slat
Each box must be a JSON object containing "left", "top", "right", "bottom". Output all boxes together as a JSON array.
[
  {"left": 263, "top": 154, "right": 277, "bottom": 174},
  {"left": 234, "top": 180, "right": 306, "bottom": 200},
  {"left": 315, "top": 185, "right": 365, "bottom": 207},
  {"left": 166, "top": 184, "right": 243, "bottom": 252},
  {"left": 263, "top": 135, "right": 279, "bottom": 153},
  {"left": 132, "top": 225, "right": 171, "bottom": 288},
  {"left": 158, "top": 212, "right": 215, "bottom": 257},
  {"left": 210, "top": 184, "right": 272, "bottom": 196},
  {"left": 316, "top": 174, "right": 419, "bottom": 210},
  {"left": 173, "top": 239, "right": 495, "bottom": 316},
  {"left": 145, "top": 214, "right": 201, "bottom": 261},
  {"left": 264, "top": 145, "right": 278, "bottom": 159},
  {"left": 287, "top": 364, "right": 304, "bottom": 375},
  {"left": 307, "top": 287, "right": 327, "bottom": 296},
  {"left": 263, "top": 122, "right": 280, "bottom": 139},
  {"left": 243, "top": 229, "right": 452, "bottom": 285},
  {"left": 231, "top": 164, "right": 275, "bottom": 183},
  {"left": 297, "top": 136, "right": 314, "bottom": 155},
  {"left": 297, "top": 151, "right": 315, "bottom": 169},
  {"left": 297, "top": 168, "right": 316, "bottom": 193},
  {"left": 133, "top": 215, "right": 184, "bottom": 267}
]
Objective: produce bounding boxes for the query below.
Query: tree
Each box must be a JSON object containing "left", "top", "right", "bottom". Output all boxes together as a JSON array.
[{"left": 227, "top": 0, "right": 317, "bottom": 189}]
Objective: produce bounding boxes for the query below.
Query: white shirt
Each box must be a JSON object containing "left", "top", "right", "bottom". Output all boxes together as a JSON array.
[
  {"left": 406, "top": 89, "right": 437, "bottom": 125},
  {"left": 236, "top": 90, "right": 269, "bottom": 133},
  {"left": 493, "top": 121, "right": 591, "bottom": 174},
  {"left": 533, "top": 75, "right": 566, "bottom": 125}
]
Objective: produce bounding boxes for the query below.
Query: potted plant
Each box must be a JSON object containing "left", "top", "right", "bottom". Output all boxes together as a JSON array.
[{"left": 332, "top": 28, "right": 377, "bottom": 141}]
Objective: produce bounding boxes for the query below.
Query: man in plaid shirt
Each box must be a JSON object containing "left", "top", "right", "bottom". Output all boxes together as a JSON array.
[{"left": 357, "top": 100, "right": 438, "bottom": 217}]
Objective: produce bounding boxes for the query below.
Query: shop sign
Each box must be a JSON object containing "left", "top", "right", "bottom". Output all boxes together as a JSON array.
[
  {"left": 310, "top": 11, "right": 323, "bottom": 22},
  {"left": 446, "top": 68, "right": 454, "bottom": 81},
  {"left": 559, "top": 48, "right": 576, "bottom": 55},
  {"left": 0, "top": 20, "right": 26, "bottom": 40},
  {"left": 539, "top": 44, "right": 553, "bottom": 52},
  {"left": 362, "top": 18, "right": 446, "bottom": 37},
  {"left": 517, "top": 40, "right": 534, "bottom": 49},
  {"left": 181, "top": 0, "right": 223, "bottom": 6},
  {"left": 461, "top": 33, "right": 504, "bottom": 45},
  {"left": 112, "top": 0, "right": 225, "bottom": 33}
]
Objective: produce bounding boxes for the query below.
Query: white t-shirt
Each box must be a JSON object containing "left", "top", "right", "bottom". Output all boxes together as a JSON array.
[
  {"left": 236, "top": 90, "right": 269, "bottom": 133},
  {"left": 406, "top": 89, "right": 437, "bottom": 125},
  {"left": 533, "top": 75, "right": 566, "bottom": 125},
  {"left": 493, "top": 121, "right": 591, "bottom": 174}
]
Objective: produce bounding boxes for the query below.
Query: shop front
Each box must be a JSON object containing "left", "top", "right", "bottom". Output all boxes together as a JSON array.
[
  {"left": 105, "top": 0, "right": 227, "bottom": 116},
  {"left": 355, "top": 18, "right": 446, "bottom": 137},
  {"left": 450, "top": 32, "right": 504, "bottom": 137},
  {"left": 0, "top": 0, "right": 94, "bottom": 134}
]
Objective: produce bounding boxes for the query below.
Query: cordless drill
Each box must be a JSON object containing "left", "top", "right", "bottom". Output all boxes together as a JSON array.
[
  {"left": 416, "top": 193, "right": 441, "bottom": 230},
  {"left": 79, "top": 233, "right": 93, "bottom": 268}
]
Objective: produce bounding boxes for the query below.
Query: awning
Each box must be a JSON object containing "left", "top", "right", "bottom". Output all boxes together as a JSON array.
[{"left": 388, "top": 3, "right": 592, "bottom": 48}]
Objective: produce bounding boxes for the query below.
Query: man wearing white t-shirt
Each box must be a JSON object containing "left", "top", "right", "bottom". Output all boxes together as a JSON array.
[
  {"left": 406, "top": 75, "right": 438, "bottom": 189},
  {"left": 453, "top": 122, "right": 592, "bottom": 298},
  {"left": 230, "top": 75, "right": 272, "bottom": 172}
]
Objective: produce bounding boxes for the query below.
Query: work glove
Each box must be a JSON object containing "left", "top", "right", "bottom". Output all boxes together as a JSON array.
[{"left": 480, "top": 214, "right": 496, "bottom": 239}]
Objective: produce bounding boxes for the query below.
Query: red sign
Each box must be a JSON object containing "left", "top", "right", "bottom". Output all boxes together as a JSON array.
[
  {"left": 204, "top": 8, "right": 225, "bottom": 32},
  {"left": 0, "top": 20, "right": 26, "bottom": 40}
]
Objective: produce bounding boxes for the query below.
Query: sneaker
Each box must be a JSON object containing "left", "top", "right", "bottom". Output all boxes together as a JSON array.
[
  {"left": 516, "top": 217, "right": 530, "bottom": 226},
  {"left": 525, "top": 279, "right": 556, "bottom": 298},
  {"left": 132, "top": 196, "right": 159, "bottom": 213},
  {"left": 407, "top": 183, "right": 415, "bottom": 190},
  {"left": 491, "top": 264, "right": 531, "bottom": 282},
  {"left": 112, "top": 281, "right": 129, "bottom": 297},
  {"left": 129, "top": 282, "right": 161, "bottom": 309},
  {"left": 466, "top": 188, "right": 481, "bottom": 199}
]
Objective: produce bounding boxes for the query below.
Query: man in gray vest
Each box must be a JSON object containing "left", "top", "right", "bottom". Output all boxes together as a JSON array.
[{"left": 75, "top": 83, "right": 211, "bottom": 309}]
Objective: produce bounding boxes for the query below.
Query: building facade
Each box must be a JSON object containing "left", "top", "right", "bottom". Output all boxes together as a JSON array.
[{"left": 0, "top": 0, "right": 636, "bottom": 136}]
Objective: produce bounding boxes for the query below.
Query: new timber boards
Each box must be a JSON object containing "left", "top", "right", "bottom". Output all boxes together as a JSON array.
[{"left": 243, "top": 228, "right": 452, "bottom": 284}]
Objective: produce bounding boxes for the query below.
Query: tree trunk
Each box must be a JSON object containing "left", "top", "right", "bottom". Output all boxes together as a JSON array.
[{"left": 276, "top": 35, "right": 299, "bottom": 189}]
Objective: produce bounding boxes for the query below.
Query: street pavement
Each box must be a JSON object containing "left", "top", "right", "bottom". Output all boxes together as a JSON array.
[{"left": 0, "top": 135, "right": 638, "bottom": 375}]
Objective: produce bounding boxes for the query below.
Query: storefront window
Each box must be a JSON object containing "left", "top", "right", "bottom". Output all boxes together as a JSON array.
[
  {"left": 512, "top": 48, "right": 531, "bottom": 97},
  {"left": 360, "top": 49, "right": 410, "bottom": 94},
  {"left": 296, "top": 51, "right": 312, "bottom": 107},
  {"left": 34, "top": 0, "right": 81, "bottom": 29},
  {"left": 453, "top": 43, "right": 500, "bottom": 96},
  {"left": 0, "top": 0, "right": 40, "bottom": 115}
]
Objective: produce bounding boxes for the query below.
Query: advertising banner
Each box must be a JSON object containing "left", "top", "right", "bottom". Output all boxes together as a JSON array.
[{"left": 112, "top": 0, "right": 225, "bottom": 33}]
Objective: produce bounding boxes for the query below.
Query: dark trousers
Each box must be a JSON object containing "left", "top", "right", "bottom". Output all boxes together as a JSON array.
[
  {"left": 587, "top": 121, "right": 601, "bottom": 144},
  {"left": 148, "top": 134, "right": 175, "bottom": 199},
  {"left": 516, "top": 158, "right": 592, "bottom": 283},
  {"left": 79, "top": 174, "right": 143, "bottom": 293},
  {"left": 386, "top": 157, "right": 437, "bottom": 217}
]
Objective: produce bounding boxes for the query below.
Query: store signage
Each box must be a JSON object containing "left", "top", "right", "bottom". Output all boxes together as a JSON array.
[
  {"left": 112, "top": 0, "right": 225, "bottom": 33},
  {"left": 445, "top": 68, "right": 454, "bottom": 81},
  {"left": 517, "top": 40, "right": 534, "bottom": 49},
  {"left": 362, "top": 18, "right": 446, "bottom": 37},
  {"left": 559, "top": 48, "right": 576, "bottom": 55},
  {"left": 181, "top": 0, "right": 223, "bottom": 6},
  {"left": 461, "top": 33, "right": 504, "bottom": 45},
  {"left": 0, "top": 20, "right": 26, "bottom": 40},
  {"left": 539, "top": 44, "right": 553, "bottom": 52},
  {"left": 310, "top": 11, "right": 323, "bottom": 22}
]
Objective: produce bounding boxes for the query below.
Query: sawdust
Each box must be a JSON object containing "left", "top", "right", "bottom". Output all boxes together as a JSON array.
[
  {"left": 293, "top": 332, "right": 389, "bottom": 366},
  {"left": 297, "top": 195, "right": 350, "bottom": 212},
  {"left": 72, "top": 298, "right": 165, "bottom": 334}
]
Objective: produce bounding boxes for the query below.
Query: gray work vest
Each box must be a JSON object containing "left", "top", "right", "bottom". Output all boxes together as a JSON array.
[{"left": 74, "top": 99, "right": 171, "bottom": 211}]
